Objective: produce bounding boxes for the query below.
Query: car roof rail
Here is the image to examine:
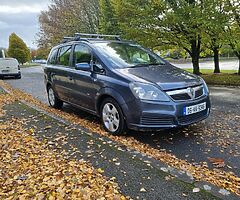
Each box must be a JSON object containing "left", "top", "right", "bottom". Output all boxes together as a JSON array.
[
  {"left": 61, "top": 33, "right": 122, "bottom": 44},
  {"left": 75, "top": 33, "right": 121, "bottom": 41}
]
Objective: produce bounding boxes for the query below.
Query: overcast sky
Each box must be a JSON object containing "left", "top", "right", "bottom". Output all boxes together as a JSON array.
[{"left": 0, "top": 0, "right": 50, "bottom": 49}]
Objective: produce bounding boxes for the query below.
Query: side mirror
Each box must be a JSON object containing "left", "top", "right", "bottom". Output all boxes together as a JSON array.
[{"left": 75, "top": 63, "right": 91, "bottom": 71}]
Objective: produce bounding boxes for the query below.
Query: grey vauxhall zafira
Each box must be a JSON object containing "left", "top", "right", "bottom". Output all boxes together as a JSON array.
[{"left": 44, "top": 33, "right": 211, "bottom": 135}]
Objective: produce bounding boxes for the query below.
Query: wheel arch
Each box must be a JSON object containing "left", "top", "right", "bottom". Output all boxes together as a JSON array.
[
  {"left": 46, "top": 81, "right": 61, "bottom": 100},
  {"left": 96, "top": 88, "right": 128, "bottom": 118}
]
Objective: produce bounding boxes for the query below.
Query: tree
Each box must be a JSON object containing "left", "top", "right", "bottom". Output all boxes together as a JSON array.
[
  {"left": 8, "top": 33, "right": 30, "bottom": 64},
  {"left": 224, "top": 0, "right": 240, "bottom": 75},
  {"left": 99, "top": 0, "right": 119, "bottom": 34},
  {"left": 31, "top": 48, "right": 49, "bottom": 60},
  {"left": 202, "top": 0, "right": 228, "bottom": 73},
  {"left": 113, "top": 0, "right": 162, "bottom": 49},
  {"left": 225, "top": 25, "right": 240, "bottom": 75},
  {"left": 38, "top": 0, "right": 99, "bottom": 48},
  {"left": 162, "top": 0, "right": 205, "bottom": 75},
  {"left": 113, "top": 0, "right": 205, "bottom": 75}
]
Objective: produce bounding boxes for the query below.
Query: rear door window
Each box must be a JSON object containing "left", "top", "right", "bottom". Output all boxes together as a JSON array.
[{"left": 57, "top": 46, "right": 72, "bottom": 66}]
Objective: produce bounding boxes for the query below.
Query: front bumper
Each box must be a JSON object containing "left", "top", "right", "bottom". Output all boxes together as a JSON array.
[{"left": 124, "top": 95, "right": 211, "bottom": 131}]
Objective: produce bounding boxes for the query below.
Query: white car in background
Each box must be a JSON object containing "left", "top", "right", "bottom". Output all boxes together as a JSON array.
[{"left": 0, "top": 58, "right": 21, "bottom": 79}]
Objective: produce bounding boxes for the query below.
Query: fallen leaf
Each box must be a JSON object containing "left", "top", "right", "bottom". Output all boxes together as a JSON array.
[
  {"left": 193, "top": 188, "right": 200, "bottom": 193},
  {"left": 140, "top": 188, "right": 147, "bottom": 192},
  {"left": 208, "top": 157, "right": 225, "bottom": 168}
]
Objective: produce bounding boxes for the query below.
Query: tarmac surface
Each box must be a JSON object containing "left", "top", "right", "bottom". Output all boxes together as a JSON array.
[{"left": 5, "top": 66, "right": 240, "bottom": 180}]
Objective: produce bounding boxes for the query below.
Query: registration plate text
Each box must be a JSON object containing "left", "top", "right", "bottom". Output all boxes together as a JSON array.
[{"left": 184, "top": 102, "right": 206, "bottom": 116}]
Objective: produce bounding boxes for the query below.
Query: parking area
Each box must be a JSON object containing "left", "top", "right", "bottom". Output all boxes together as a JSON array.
[{"left": 5, "top": 66, "right": 240, "bottom": 177}]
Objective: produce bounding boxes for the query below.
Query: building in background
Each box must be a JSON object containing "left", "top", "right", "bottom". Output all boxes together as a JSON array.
[{"left": 0, "top": 49, "right": 6, "bottom": 58}]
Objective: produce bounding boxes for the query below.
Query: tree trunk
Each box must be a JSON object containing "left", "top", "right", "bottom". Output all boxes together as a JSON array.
[
  {"left": 233, "top": 52, "right": 240, "bottom": 75},
  {"left": 213, "top": 47, "right": 220, "bottom": 73},
  {"left": 191, "top": 36, "right": 201, "bottom": 75},
  {"left": 238, "top": 56, "right": 240, "bottom": 75},
  {"left": 192, "top": 54, "right": 200, "bottom": 75}
]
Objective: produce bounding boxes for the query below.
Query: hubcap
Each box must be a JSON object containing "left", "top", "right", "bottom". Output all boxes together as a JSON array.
[
  {"left": 48, "top": 88, "right": 55, "bottom": 106},
  {"left": 102, "top": 103, "right": 120, "bottom": 132}
]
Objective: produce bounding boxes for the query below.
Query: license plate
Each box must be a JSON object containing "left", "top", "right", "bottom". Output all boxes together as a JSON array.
[
  {"left": 183, "top": 102, "right": 206, "bottom": 116},
  {"left": 2, "top": 70, "right": 9, "bottom": 73}
]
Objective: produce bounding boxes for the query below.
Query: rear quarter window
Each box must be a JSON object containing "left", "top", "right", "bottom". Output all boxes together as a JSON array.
[
  {"left": 48, "top": 49, "right": 58, "bottom": 65},
  {"left": 57, "top": 46, "right": 72, "bottom": 66}
]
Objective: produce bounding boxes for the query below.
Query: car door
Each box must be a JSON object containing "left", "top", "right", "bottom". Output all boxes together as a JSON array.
[
  {"left": 68, "top": 44, "right": 105, "bottom": 112},
  {"left": 51, "top": 45, "right": 73, "bottom": 101}
]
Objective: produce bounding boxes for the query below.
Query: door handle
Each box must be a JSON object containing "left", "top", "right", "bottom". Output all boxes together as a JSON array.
[{"left": 68, "top": 76, "right": 73, "bottom": 81}]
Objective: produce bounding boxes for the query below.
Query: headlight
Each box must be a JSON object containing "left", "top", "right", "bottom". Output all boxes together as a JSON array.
[
  {"left": 201, "top": 78, "right": 209, "bottom": 94},
  {"left": 129, "top": 82, "right": 170, "bottom": 101}
]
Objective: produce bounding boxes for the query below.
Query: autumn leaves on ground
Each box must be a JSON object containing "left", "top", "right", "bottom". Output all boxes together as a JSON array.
[
  {"left": 0, "top": 80, "right": 240, "bottom": 198},
  {"left": 0, "top": 89, "right": 125, "bottom": 199}
]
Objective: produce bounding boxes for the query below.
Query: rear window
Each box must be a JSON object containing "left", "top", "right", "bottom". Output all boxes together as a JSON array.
[{"left": 0, "top": 59, "right": 19, "bottom": 66}]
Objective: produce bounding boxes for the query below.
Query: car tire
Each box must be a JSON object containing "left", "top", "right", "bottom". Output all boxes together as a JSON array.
[
  {"left": 47, "top": 85, "right": 63, "bottom": 109},
  {"left": 100, "top": 98, "right": 126, "bottom": 135}
]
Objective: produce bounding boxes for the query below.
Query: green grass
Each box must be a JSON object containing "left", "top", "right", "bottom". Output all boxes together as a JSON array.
[
  {"left": 183, "top": 68, "right": 240, "bottom": 86},
  {"left": 184, "top": 68, "right": 238, "bottom": 74},
  {"left": 201, "top": 74, "right": 240, "bottom": 86}
]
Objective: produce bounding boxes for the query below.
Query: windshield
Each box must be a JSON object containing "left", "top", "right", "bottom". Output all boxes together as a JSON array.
[{"left": 94, "top": 42, "right": 166, "bottom": 68}]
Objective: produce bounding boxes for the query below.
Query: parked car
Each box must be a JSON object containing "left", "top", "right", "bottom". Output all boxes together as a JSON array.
[
  {"left": 0, "top": 58, "right": 21, "bottom": 79},
  {"left": 33, "top": 59, "right": 47, "bottom": 65},
  {"left": 44, "top": 33, "right": 210, "bottom": 135}
]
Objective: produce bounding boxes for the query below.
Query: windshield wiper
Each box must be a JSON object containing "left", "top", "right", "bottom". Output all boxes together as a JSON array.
[
  {"left": 129, "top": 63, "right": 165, "bottom": 68},
  {"left": 149, "top": 63, "right": 165, "bottom": 66}
]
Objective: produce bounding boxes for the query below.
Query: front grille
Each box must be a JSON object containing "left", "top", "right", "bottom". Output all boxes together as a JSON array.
[
  {"left": 171, "top": 93, "right": 191, "bottom": 101},
  {"left": 140, "top": 114, "right": 174, "bottom": 126},
  {"left": 178, "top": 110, "right": 208, "bottom": 125},
  {"left": 167, "top": 85, "right": 204, "bottom": 101},
  {"left": 195, "top": 88, "right": 203, "bottom": 98}
]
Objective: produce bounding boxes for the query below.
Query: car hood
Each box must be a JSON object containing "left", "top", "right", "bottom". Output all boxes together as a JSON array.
[{"left": 115, "top": 64, "right": 202, "bottom": 91}]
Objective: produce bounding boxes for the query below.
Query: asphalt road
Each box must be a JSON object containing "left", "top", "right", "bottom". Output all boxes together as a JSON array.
[{"left": 5, "top": 66, "right": 240, "bottom": 177}]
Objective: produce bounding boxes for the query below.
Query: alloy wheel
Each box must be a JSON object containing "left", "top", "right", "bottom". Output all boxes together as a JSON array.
[
  {"left": 48, "top": 87, "right": 55, "bottom": 106},
  {"left": 102, "top": 103, "right": 120, "bottom": 132}
]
